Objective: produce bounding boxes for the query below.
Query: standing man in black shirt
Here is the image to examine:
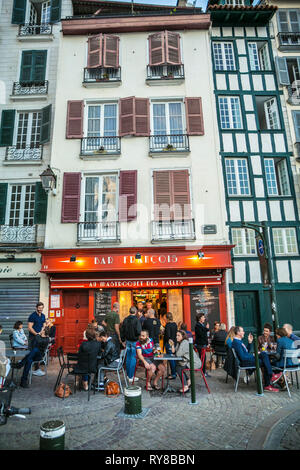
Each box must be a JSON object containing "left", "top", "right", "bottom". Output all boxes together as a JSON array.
[
  {"left": 195, "top": 313, "right": 210, "bottom": 377},
  {"left": 143, "top": 309, "right": 161, "bottom": 348}
]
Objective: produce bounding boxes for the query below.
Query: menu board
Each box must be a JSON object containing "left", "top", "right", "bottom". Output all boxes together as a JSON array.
[
  {"left": 94, "top": 290, "right": 112, "bottom": 323},
  {"left": 190, "top": 287, "right": 220, "bottom": 331}
]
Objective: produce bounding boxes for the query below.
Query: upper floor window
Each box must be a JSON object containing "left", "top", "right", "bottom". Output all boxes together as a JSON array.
[
  {"left": 12, "top": 0, "right": 61, "bottom": 27},
  {"left": 82, "top": 102, "right": 119, "bottom": 155},
  {"left": 151, "top": 101, "right": 184, "bottom": 148},
  {"left": 255, "top": 96, "right": 280, "bottom": 130},
  {"left": 147, "top": 31, "right": 183, "bottom": 81},
  {"left": 218, "top": 96, "right": 243, "bottom": 130},
  {"left": 19, "top": 50, "right": 47, "bottom": 85},
  {"left": 213, "top": 42, "right": 235, "bottom": 71},
  {"left": 278, "top": 10, "right": 300, "bottom": 33},
  {"left": 232, "top": 228, "right": 256, "bottom": 256},
  {"left": 225, "top": 158, "right": 250, "bottom": 196},
  {"left": 248, "top": 42, "right": 271, "bottom": 71},
  {"left": 224, "top": 0, "right": 245, "bottom": 5},
  {"left": 83, "top": 174, "right": 118, "bottom": 225},
  {"left": 272, "top": 227, "right": 298, "bottom": 255},
  {"left": 6, "top": 184, "right": 36, "bottom": 227},
  {"left": 264, "top": 158, "right": 290, "bottom": 196},
  {"left": 292, "top": 111, "right": 300, "bottom": 143}
]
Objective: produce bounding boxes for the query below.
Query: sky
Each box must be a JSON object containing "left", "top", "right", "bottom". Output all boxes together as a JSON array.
[{"left": 118, "top": 0, "right": 260, "bottom": 10}]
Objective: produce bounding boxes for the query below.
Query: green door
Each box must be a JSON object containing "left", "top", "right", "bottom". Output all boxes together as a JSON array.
[
  {"left": 234, "top": 291, "right": 261, "bottom": 345},
  {"left": 277, "top": 291, "right": 300, "bottom": 331}
]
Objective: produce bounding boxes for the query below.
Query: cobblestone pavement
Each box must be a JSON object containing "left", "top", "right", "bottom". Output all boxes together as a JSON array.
[
  {"left": 280, "top": 420, "right": 300, "bottom": 450},
  {"left": 1, "top": 359, "right": 300, "bottom": 451}
]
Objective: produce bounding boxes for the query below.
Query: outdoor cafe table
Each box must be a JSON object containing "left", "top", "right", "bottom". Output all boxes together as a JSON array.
[
  {"left": 154, "top": 354, "right": 183, "bottom": 396},
  {"left": 5, "top": 349, "right": 29, "bottom": 388}
]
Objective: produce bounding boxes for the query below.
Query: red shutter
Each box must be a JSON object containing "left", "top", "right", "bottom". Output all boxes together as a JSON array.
[
  {"left": 135, "top": 98, "right": 150, "bottom": 136},
  {"left": 61, "top": 173, "right": 81, "bottom": 223},
  {"left": 119, "top": 97, "right": 135, "bottom": 136},
  {"left": 185, "top": 97, "right": 204, "bottom": 136},
  {"left": 165, "top": 31, "right": 181, "bottom": 65},
  {"left": 66, "top": 101, "right": 84, "bottom": 139},
  {"left": 149, "top": 32, "right": 165, "bottom": 66},
  {"left": 119, "top": 170, "right": 137, "bottom": 222},
  {"left": 172, "top": 170, "right": 191, "bottom": 220},
  {"left": 103, "top": 35, "right": 119, "bottom": 68},
  {"left": 153, "top": 171, "right": 172, "bottom": 221},
  {"left": 87, "top": 34, "right": 103, "bottom": 68}
]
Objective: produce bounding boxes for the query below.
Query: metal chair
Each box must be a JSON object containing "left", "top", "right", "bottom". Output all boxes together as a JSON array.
[
  {"left": 181, "top": 348, "right": 210, "bottom": 396},
  {"left": 97, "top": 348, "right": 128, "bottom": 394},
  {"left": 63, "top": 351, "right": 95, "bottom": 401},
  {"left": 272, "top": 349, "right": 300, "bottom": 398},
  {"left": 53, "top": 347, "right": 77, "bottom": 391},
  {"left": 231, "top": 348, "right": 256, "bottom": 392},
  {"left": 28, "top": 344, "right": 51, "bottom": 385}
]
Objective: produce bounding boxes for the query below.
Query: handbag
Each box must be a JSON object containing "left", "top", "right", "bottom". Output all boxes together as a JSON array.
[
  {"left": 105, "top": 381, "right": 120, "bottom": 396},
  {"left": 55, "top": 383, "right": 72, "bottom": 398}
]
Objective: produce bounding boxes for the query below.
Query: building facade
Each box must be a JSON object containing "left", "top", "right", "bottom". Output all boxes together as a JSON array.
[{"left": 208, "top": 0, "right": 300, "bottom": 336}]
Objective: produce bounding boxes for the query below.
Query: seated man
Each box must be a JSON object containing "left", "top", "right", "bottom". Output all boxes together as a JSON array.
[
  {"left": 96, "top": 331, "right": 120, "bottom": 391},
  {"left": 258, "top": 323, "right": 273, "bottom": 352},
  {"left": 272, "top": 328, "right": 295, "bottom": 369},
  {"left": 232, "top": 326, "right": 281, "bottom": 393},
  {"left": 136, "top": 330, "right": 165, "bottom": 391},
  {"left": 283, "top": 324, "right": 300, "bottom": 348}
]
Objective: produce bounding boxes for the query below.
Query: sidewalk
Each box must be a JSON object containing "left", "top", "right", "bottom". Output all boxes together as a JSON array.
[{"left": 1, "top": 359, "right": 300, "bottom": 450}]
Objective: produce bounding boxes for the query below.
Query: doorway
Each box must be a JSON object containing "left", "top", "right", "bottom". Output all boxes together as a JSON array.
[
  {"left": 63, "top": 290, "right": 89, "bottom": 352},
  {"left": 234, "top": 291, "right": 261, "bottom": 343}
]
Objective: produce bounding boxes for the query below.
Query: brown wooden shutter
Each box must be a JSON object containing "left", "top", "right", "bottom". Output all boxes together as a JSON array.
[
  {"left": 135, "top": 98, "right": 150, "bottom": 136},
  {"left": 185, "top": 97, "right": 204, "bottom": 136},
  {"left": 87, "top": 34, "right": 103, "bottom": 68},
  {"left": 149, "top": 32, "right": 165, "bottom": 66},
  {"left": 119, "top": 97, "right": 135, "bottom": 136},
  {"left": 165, "top": 31, "right": 181, "bottom": 65},
  {"left": 172, "top": 170, "right": 191, "bottom": 220},
  {"left": 119, "top": 170, "right": 137, "bottom": 222},
  {"left": 153, "top": 171, "right": 172, "bottom": 221},
  {"left": 61, "top": 173, "right": 81, "bottom": 223},
  {"left": 103, "top": 35, "right": 119, "bottom": 68},
  {"left": 66, "top": 101, "right": 84, "bottom": 139}
]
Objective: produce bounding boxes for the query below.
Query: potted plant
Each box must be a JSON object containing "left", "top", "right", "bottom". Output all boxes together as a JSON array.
[{"left": 163, "top": 143, "right": 176, "bottom": 151}]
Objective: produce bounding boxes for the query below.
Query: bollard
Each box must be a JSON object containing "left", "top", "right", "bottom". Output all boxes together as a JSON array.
[
  {"left": 124, "top": 386, "right": 142, "bottom": 415},
  {"left": 40, "top": 420, "right": 65, "bottom": 450},
  {"left": 253, "top": 334, "right": 264, "bottom": 397},
  {"left": 188, "top": 338, "right": 198, "bottom": 405}
]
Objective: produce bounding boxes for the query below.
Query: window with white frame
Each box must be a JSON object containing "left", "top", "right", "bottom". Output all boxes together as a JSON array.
[
  {"left": 83, "top": 174, "right": 118, "bottom": 225},
  {"left": 15, "top": 111, "right": 41, "bottom": 149},
  {"left": 6, "top": 184, "right": 36, "bottom": 227},
  {"left": 272, "top": 227, "right": 298, "bottom": 255},
  {"left": 224, "top": 0, "right": 244, "bottom": 5},
  {"left": 151, "top": 101, "right": 184, "bottom": 148},
  {"left": 278, "top": 10, "right": 300, "bottom": 33},
  {"left": 264, "top": 158, "right": 290, "bottom": 196},
  {"left": 248, "top": 42, "right": 271, "bottom": 71},
  {"left": 218, "top": 96, "right": 243, "bottom": 130},
  {"left": 255, "top": 96, "right": 280, "bottom": 130},
  {"left": 232, "top": 228, "right": 256, "bottom": 256},
  {"left": 27, "top": 1, "right": 51, "bottom": 25},
  {"left": 225, "top": 158, "right": 251, "bottom": 196},
  {"left": 213, "top": 42, "right": 235, "bottom": 71},
  {"left": 85, "top": 103, "right": 118, "bottom": 151}
]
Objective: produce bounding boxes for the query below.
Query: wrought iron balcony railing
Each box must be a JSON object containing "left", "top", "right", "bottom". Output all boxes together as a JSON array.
[
  {"left": 12, "top": 81, "right": 48, "bottom": 96},
  {"left": 80, "top": 137, "right": 121, "bottom": 156},
  {"left": 5, "top": 144, "right": 43, "bottom": 162},
  {"left": 18, "top": 23, "right": 53, "bottom": 36},
  {"left": 83, "top": 67, "right": 121, "bottom": 83},
  {"left": 278, "top": 32, "right": 300, "bottom": 50},
  {"left": 77, "top": 221, "right": 120, "bottom": 243},
  {"left": 149, "top": 134, "right": 190, "bottom": 153},
  {"left": 151, "top": 219, "right": 195, "bottom": 242},
  {"left": 0, "top": 225, "right": 37, "bottom": 244},
  {"left": 146, "top": 64, "right": 185, "bottom": 81}
]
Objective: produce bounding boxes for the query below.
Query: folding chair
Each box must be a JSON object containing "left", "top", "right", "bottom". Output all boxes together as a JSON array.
[
  {"left": 28, "top": 344, "right": 51, "bottom": 385},
  {"left": 272, "top": 349, "right": 300, "bottom": 398},
  {"left": 97, "top": 348, "right": 128, "bottom": 394},
  {"left": 231, "top": 348, "right": 256, "bottom": 392}
]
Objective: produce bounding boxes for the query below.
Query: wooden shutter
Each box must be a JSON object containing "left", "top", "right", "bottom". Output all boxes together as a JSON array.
[
  {"left": 61, "top": 173, "right": 81, "bottom": 223},
  {"left": 103, "top": 35, "right": 119, "bottom": 68},
  {"left": 87, "top": 34, "right": 103, "bottom": 68},
  {"left": 172, "top": 170, "right": 191, "bottom": 220},
  {"left": 119, "top": 97, "right": 135, "bottom": 136},
  {"left": 185, "top": 97, "right": 204, "bottom": 136},
  {"left": 0, "top": 110, "right": 16, "bottom": 147},
  {"left": 119, "top": 170, "right": 137, "bottom": 222},
  {"left": 40, "top": 104, "right": 52, "bottom": 144},
  {"left": 66, "top": 101, "right": 84, "bottom": 139},
  {"left": 292, "top": 111, "right": 300, "bottom": 142},
  {"left": 50, "top": 0, "right": 61, "bottom": 23},
  {"left": 32, "top": 50, "right": 47, "bottom": 83},
  {"left": 275, "top": 57, "right": 290, "bottom": 85},
  {"left": 34, "top": 182, "right": 48, "bottom": 224},
  {"left": 20, "top": 51, "right": 34, "bottom": 84},
  {"left": 11, "top": 0, "right": 26, "bottom": 24},
  {"left": 0, "top": 183, "right": 8, "bottom": 225},
  {"left": 153, "top": 171, "right": 172, "bottom": 221},
  {"left": 165, "top": 31, "right": 181, "bottom": 65},
  {"left": 135, "top": 98, "right": 150, "bottom": 136},
  {"left": 149, "top": 32, "right": 165, "bottom": 66}
]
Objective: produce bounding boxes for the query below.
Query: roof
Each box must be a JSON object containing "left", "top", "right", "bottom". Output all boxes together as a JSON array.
[{"left": 207, "top": 4, "right": 277, "bottom": 27}]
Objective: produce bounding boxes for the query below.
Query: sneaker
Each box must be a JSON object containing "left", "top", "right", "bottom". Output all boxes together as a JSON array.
[
  {"left": 270, "top": 372, "right": 283, "bottom": 384},
  {"left": 264, "top": 385, "right": 279, "bottom": 393},
  {"left": 128, "top": 377, "right": 138, "bottom": 383},
  {"left": 244, "top": 375, "right": 249, "bottom": 384},
  {"left": 32, "top": 369, "right": 45, "bottom": 376}
]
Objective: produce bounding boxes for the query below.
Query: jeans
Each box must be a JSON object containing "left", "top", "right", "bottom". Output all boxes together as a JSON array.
[
  {"left": 241, "top": 351, "right": 273, "bottom": 387},
  {"left": 126, "top": 340, "right": 137, "bottom": 379},
  {"left": 19, "top": 347, "right": 42, "bottom": 383},
  {"left": 165, "top": 343, "right": 176, "bottom": 377}
]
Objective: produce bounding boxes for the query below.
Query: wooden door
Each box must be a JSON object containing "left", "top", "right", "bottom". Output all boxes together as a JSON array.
[
  {"left": 234, "top": 291, "right": 260, "bottom": 345},
  {"left": 63, "top": 290, "right": 89, "bottom": 352}
]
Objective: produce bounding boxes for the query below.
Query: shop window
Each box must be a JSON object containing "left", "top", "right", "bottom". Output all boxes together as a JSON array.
[
  {"left": 255, "top": 96, "right": 280, "bottom": 130},
  {"left": 272, "top": 227, "right": 298, "bottom": 255},
  {"left": 264, "top": 158, "right": 290, "bottom": 196}
]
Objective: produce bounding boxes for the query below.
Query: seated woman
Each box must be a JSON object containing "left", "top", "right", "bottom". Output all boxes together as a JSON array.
[
  {"left": 12, "top": 321, "right": 28, "bottom": 349},
  {"left": 225, "top": 326, "right": 235, "bottom": 348},
  {"left": 211, "top": 323, "right": 227, "bottom": 368},
  {"left": 76, "top": 329, "right": 102, "bottom": 391},
  {"left": 169, "top": 330, "right": 201, "bottom": 393},
  {"left": 271, "top": 328, "right": 295, "bottom": 369}
]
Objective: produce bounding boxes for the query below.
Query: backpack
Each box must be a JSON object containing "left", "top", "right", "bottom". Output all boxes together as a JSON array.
[{"left": 121, "top": 315, "right": 141, "bottom": 342}]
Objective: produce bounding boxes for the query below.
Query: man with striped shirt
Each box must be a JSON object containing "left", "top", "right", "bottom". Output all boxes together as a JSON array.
[{"left": 136, "top": 330, "right": 165, "bottom": 391}]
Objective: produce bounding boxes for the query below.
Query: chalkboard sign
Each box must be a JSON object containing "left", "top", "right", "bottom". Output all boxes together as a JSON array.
[
  {"left": 190, "top": 287, "right": 220, "bottom": 331},
  {"left": 94, "top": 290, "right": 112, "bottom": 323}
]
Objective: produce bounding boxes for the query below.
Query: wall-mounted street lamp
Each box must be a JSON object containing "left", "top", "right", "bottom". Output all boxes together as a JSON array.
[
  {"left": 197, "top": 251, "right": 204, "bottom": 259},
  {"left": 135, "top": 253, "right": 142, "bottom": 260},
  {"left": 40, "top": 165, "right": 57, "bottom": 195}
]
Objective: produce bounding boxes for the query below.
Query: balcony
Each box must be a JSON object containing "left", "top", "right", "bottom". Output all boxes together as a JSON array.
[
  {"left": 83, "top": 67, "right": 121, "bottom": 87},
  {"left": 4, "top": 145, "right": 43, "bottom": 164},
  {"left": 151, "top": 219, "right": 195, "bottom": 242},
  {"left": 77, "top": 221, "right": 120, "bottom": 244},
  {"left": 80, "top": 137, "right": 121, "bottom": 158},
  {"left": 149, "top": 134, "right": 190, "bottom": 157},
  {"left": 17, "top": 24, "right": 53, "bottom": 41},
  {"left": 278, "top": 32, "right": 300, "bottom": 52},
  {"left": 287, "top": 83, "right": 300, "bottom": 105},
  {"left": 11, "top": 81, "right": 48, "bottom": 101},
  {"left": 0, "top": 225, "right": 37, "bottom": 245},
  {"left": 146, "top": 64, "right": 185, "bottom": 86}
]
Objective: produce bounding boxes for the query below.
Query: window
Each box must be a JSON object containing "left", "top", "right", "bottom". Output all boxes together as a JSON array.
[
  {"left": 232, "top": 228, "right": 256, "bottom": 256},
  {"left": 84, "top": 103, "right": 118, "bottom": 152},
  {"left": 225, "top": 159, "right": 250, "bottom": 196},
  {"left": 6, "top": 184, "right": 36, "bottom": 227},
  {"left": 278, "top": 10, "right": 300, "bottom": 33},
  {"left": 255, "top": 96, "right": 280, "bottom": 130},
  {"left": 27, "top": 1, "right": 52, "bottom": 25},
  {"left": 224, "top": 0, "right": 244, "bottom": 5},
  {"left": 248, "top": 42, "right": 271, "bottom": 71},
  {"left": 292, "top": 111, "right": 300, "bottom": 142},
  {"left": 14, "top": 111, "right": 41, "bottom": 149},
  {"left": 218, "top": 96, "right": 243, "bottom": 129},
  {"left": 151, "top": 101, "right": 184, "bottom": 149},
  {"left": 20, "top": 50, "right": 47, "bottom": 84},
  {"left": 273, "top": 227, "right": 298, "bottom": 255},
  {"left": 213, "top": 42, "right": 235, "bottom": 71},
  {"left": 264, "top": 158, "right": 290, "bottom": 196}
]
